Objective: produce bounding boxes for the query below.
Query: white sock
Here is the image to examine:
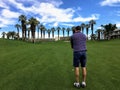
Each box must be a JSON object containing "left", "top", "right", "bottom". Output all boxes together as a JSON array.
[
  {"left": 82, "top": 81, "right": 86, "bottom": 85},
  {"left": 74, "top": 82, "right": 80, "bottom": 85}
]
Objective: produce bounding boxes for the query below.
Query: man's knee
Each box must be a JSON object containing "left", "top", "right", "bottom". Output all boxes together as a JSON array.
[
  {"left": 82, "top": 67, "right": 87, "bottom": 75},
  {"left": 75, "top": 67, "right": 79, "bottom": 76}
]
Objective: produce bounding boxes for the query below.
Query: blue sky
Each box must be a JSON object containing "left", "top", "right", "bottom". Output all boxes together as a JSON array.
[{"left": 0, "top": 0, "right": 120, "bottom": 38}]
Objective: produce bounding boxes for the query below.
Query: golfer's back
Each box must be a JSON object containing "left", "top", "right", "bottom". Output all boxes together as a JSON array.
[{"left": 71, "top": 32, "right": 86, "bottom": 52}]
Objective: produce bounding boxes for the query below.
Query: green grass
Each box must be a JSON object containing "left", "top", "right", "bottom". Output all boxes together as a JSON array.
[{"left": 0, "top": 39, "right": 120, "bottom": 90}]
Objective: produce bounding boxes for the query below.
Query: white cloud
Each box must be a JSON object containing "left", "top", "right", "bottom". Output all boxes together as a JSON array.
[
  {"left": 0, "top": 16, "right": 16, "bottom": 27},
  {"left": 116, "top": 22, "right": 120, "bottom": 27},
  {"left": 61, "top": 23, "right": 74, "bottom": 27},
  {"left": 36, "top": 3, "right": 74, "bottom": 23},
  {"left": 0, "top": 9, "right": 21, "bottom": 27},
  {"left": 0, "top": 0, "right": 100, "bottom": 29},
  {"left": 100, "top": 0, "right": 120, "bottom": 6},
  {"left": 116, "top": 11, "right": 120, "bottom": 16},
  {"left": 44, "top": 0, "right": 63, "bottom": 7},
  {"left": 73, "top": 14, "right": 100, "bottom": 22},
  {"left": 0, "top": 0, "right": 9, "bottom": 9},
  {"left": 76, "top": 7, "right": 81, "bottom": 11},
  {"left": 97, "top": 26, "right": 103, "bottom": 30},
  {"left": 53, "top": 22, "right": 59, "bottom": 27},
  {"left": 1, "top": 9, "right": 21, "bottom": 19}
]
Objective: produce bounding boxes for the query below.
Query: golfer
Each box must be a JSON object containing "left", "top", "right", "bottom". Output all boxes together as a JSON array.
[{"left": 70, "top": 26, "right": 87, "bottom": 88}]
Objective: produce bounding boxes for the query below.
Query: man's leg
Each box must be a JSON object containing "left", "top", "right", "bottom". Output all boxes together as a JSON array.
[
  {"left": 73, "top": 52, "right": 80, "bottom": 88},
  {"left": 73, "top": 67, "right": 80, "bottom": 88},
  {"left": 81, "top": 67, "right": 87, "bottom": 88},
  {"left": 80, "top": 51, "right": 87, "bottom": 85},
  {"left": 82, "top": 67, "right": 87, "bottom": 82},
  {"left": 74, "top": 67, "right": 80, "bottom": 83}
]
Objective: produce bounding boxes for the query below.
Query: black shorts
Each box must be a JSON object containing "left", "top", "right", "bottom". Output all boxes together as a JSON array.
[{"left": 73, "top": 51, "right": 87, "bottom": 67}]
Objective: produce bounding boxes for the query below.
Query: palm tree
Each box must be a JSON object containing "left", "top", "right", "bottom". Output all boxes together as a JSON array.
[
  {"left": 101, "top": 23, "right": 117, "bottom": 40},
  {"left": 51, "top": 27, "right": 56, "bottom": 39},
  {"left": 96, "top": 29, "right": 102, "bottom": 40},
  {"left": 81, "top": 23, "right": 85, "bottom": 34},
  {"left": 89, "top": 20, "right": 96, "bottom": 40},
  {"left": 101, "top": 25, "right": 107, "bottom": 39},
  {"left": 15, "top": 24, "right": 21, "bottom": 40},
  {"left": 62, "top": 27, "right": 65, "bottom": 37},
  {"left": 11, "top": 31, "right": 16, "bottom": 39},
  {"left": 66, "top": 27, "right": 71, "bottom": 37},
  {"left": 1, "top": 32, "right": 6, "bottom": 39},
  {"left": 28, "top": 17, "right": 39, "bottom": 43},
  {"left": 40, "top": 24, "right": 45, "bottom": 38},
  {"left": 6, "top": 31, "right": 16, "bottom": 39},
  {"left": 40, "top": 25, "right": 46, "bottom": 39},
  {"left": 37, "top": 22, "right": 40, "bottom": 39},
  {"left": 47, "top": 29, "right": 51, "bottom": 38},
  {"left": 27, "top": 27, "right": 31, "bottom": 40},
  {"left": 101, "top": 30, "right": 105, "bottom": 39},
  {"left": 43, "top": 28, "right": 46, "bottom": 39},
  {"left": 71, "top": 26, "right": 76, "bottom": 34},
  {"left": 56, "top": 26, "right": 61, "bottom": 40},
  {"left": 85, "top": 24, "right": 90, "bottom": 40},
  {"left": 19, "top": 15, "right": 27, "bottom": 40},
  {"left": 6, "top": 32, "right": 11, "bottom": 39},
  {"left": 90, "top": 34, "right": 97, "bottom": 40}
]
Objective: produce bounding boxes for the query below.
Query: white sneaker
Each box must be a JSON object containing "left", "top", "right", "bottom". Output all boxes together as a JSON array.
[
  {"left": 73, "top": 82, "right": 80, "bottom": 88},
  {"left": 81, "top": 82, "right": 86, "bottom": 88}
]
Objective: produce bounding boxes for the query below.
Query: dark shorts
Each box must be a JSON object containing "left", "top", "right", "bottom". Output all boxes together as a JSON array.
[{"left": 73, "top": 51, "right": 87, "bottom": 67}]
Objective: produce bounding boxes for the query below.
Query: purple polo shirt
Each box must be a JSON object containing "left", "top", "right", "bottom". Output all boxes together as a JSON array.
[{"left": 70, "top": 32, "right": 87, "bottom": 52}]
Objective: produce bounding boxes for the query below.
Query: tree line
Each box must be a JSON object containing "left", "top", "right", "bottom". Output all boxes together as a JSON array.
[
  {"left": 1, "top": 14, "right": 118, "bottom": 42},
  {"left": 96, "top": 23, "right": 117, "bottom": 40}
]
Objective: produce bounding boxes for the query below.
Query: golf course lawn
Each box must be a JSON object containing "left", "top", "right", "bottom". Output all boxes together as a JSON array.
[{"left": 0, "top": 39, "right": 120, "bottom": 90}]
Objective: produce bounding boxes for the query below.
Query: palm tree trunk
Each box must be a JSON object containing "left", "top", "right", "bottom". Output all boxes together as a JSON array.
[
  {"left": 41, "top": 30, "right": 42, "bottom": 38},
  {"left": 43, "top": 31, "right": 45, "bottom": 38},
  {"left": 52, "top": 31, "right": 54, "bottom": 39},
  {"left": 58, "top": 30, "right": 59, "bottom": 40},
  {"left": 38, "top": 28, "right": 39, "bottom": 39},
  {"left": 63, "top": 31, "right": 64, "bottom": 37}
]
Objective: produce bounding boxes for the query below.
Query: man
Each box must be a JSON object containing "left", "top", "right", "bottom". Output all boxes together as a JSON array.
[{"left": 70, "top": 26, "right": 87, "bottom": 88}]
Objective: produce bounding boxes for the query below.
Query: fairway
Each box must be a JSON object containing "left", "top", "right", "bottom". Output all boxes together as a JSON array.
[{"left": 0, "top": 39, "right": 120, "bottom": 90}]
